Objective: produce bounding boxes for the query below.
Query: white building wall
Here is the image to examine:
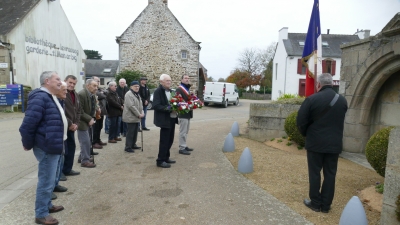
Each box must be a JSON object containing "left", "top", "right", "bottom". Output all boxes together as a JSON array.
[
  {"left": 271, "top": 28, "right": 288, "bottom": 100},
  {"left": 5, "top": 0, "right": 85, "bottom": 90}
]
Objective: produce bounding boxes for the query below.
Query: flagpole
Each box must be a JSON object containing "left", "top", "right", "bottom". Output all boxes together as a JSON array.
[{"left": 314, "top": 52, "right": 317, "bottom": 93}]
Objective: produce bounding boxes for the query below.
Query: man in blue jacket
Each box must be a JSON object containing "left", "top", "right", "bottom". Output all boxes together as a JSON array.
[
  {"left": 19, "top": 71, "right": 65, "bottom": 225},
  {"left": 297, "top": 73, "right": 348, "bottom": 214}
]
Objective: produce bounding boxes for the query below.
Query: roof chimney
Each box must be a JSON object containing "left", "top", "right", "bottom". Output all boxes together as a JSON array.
[
  {"left": 364, "top": 29, "right": 370, "bottom": 38},
  {"left": 327, "top": 29, "right": 330, "bottom": 34},
  {"left": 148, "top": 0, "right": 168, "bottom": 5}
]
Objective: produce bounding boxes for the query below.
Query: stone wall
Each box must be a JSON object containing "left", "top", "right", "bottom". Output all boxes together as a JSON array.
[
  {"left": 242, "top": 93, "right": 271, "bottom": 100},
  {"left": 381, "top": 127, "right": 400, "bottom": 225},
  {"left": 248, "top": 103, "right": 300, "bottom": 142},
  {"left": 340, "top": 13, "right": 400, "bottom": 153},
  {"left": 118, "top": 0, "right": 200, "bottom": 91}
]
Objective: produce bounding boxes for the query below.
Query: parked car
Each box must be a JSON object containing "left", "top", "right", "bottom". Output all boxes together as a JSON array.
[{"left": 203, "top": 82, "right": 239, "bottom": 108}]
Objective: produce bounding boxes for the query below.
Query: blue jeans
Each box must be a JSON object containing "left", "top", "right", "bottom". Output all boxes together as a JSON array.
[
  {"left": 141, "top": 106, "right": 148, "bottom": 128},
  {"left": 104, "top": 116, "right": 110, "bottom": 133},
  {"left": 55, "top": 154, "right": 64, "bottom": 187},
  {"left": 109, "top": 116, "right": 120, "bottom": 140},
  {"left": 33, "top": 146, "right": 61, "bottom": 218}
]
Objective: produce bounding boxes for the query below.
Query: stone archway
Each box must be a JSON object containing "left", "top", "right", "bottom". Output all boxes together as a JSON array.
[{"left": 340, "top": 13, "right": 400, "bottom": 153}]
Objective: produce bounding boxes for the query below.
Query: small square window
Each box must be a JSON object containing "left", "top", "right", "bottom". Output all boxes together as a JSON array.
[
  {"left": 322, "top": 41, "right": 329, "bottom": 47},
  {"left": 181, "top": 51, "right": 187, "bottom": 59},
  {"left": 100, "top": 78, "right": 105, "bottom": 85},
  {"left": 299, "top": 41, "right": 305, "bottom": 46},
  {"left": 103, "top": 68, "right": 111, "bottom": 73}
]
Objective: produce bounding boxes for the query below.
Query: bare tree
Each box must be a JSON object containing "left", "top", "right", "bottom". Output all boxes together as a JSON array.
[
  {"left": 259, "top": 42, "right": 277, "bottom": 73},
  {"left": 217, "top": 78, "right": 225, "bottom": 82},
  {"left": 237, "top": 48, "right": 262, "bottom": 76}
]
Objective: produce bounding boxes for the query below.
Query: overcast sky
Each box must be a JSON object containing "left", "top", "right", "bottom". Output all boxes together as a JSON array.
[{"left": 60, "top": 0, "right": 400, "bottom": 80}]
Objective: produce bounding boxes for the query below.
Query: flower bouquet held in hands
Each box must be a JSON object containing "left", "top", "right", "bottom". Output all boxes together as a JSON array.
[
  {"left": 166, "top": 93, "right": 203, "bottom": 114},
  {"left": 168, "top": 94, "right": 190, "bottom": 114},
  {"left": 188, "top": 93, "right": 203, "bottom": 109}
]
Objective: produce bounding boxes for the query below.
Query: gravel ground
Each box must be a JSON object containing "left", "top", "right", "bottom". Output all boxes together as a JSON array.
[{"left": 224, "top": 136, "right": 384, "bottom": 225}]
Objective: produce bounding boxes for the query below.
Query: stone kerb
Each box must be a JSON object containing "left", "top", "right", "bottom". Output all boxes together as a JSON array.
[
  {"left": 248, "top": 103, "right": 300, "bottom": 142},
  {"left": 381, "top": 127, "right": 400, "bottom": 225}
]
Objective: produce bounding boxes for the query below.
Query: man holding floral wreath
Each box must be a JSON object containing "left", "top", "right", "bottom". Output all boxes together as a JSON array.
[
  {"left": 176, "top": 74, "right": 194, "bottom": 155},
  {"left": 153, "top": 74, "right": 178, "bottom": 168}
]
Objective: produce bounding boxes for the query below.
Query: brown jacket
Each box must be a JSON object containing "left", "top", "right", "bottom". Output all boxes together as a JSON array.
[{"left": 65, "top": 90, "right": 81, "bottom": 128}]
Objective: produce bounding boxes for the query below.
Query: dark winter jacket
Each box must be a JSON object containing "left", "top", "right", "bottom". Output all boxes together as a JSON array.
[
  {"left": 96, "top": 88, "right": 108, "bottom": 116},
  {"left": 65, "top": 90, "right": 80, "bottom": 128},
  {"left": 107, "top": 89, "right": 123, "bottom": 117},
  {"left": 296, "top": 86, "right": 348, "bottom": 154},
  {"left": 139, "top": 84, "right": 150, "bottom": 107},
  {"left": 153, "top": 84, "right": 178, "bottom": 128},
  {"left": 19, "top": 88, "right": 64, "bottom": 154},
  {"left": 116, "top": 85, "right": 129, "bottom": 102},
  {"left": 176, "top": 83, "right": 193, "bottom": 119}
]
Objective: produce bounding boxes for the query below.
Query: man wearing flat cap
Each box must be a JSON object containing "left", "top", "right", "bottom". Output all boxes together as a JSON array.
[
  {"left": 139, "top": 77, "right": 151, "bottom": 131},
  {"left": 122, "top": 81, "right": 144, "bottom": 153}
]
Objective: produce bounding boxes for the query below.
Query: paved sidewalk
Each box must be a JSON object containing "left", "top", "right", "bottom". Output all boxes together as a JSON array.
[
  {"left": 0, "top": 117, "right": 312, "bottom": 225},
  {"left": 0, "top": 109, "right": 373, "bottom": 225}
]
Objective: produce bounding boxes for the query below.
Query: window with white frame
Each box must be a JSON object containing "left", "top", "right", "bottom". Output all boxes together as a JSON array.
[{"left": 181, "top": 50, "right": 188, "bottom": 59}]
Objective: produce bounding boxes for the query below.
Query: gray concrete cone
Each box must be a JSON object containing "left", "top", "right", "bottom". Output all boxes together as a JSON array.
[
  {"left": 223, "top": 133, "right": 235, "bottom": 152},
  {"left": 339, "top": 196, "right": 368, "bottom": 225},
  {"left": 238, "top": 147, "right": 253, "bottom": 174},
  {"left": 230, "top": 121, "right": 239, "bottom": 137}
]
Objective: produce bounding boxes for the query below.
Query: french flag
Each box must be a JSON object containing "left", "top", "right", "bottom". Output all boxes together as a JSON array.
[{"left": 301, "top": 0, "right": 322, "bottom": 97}]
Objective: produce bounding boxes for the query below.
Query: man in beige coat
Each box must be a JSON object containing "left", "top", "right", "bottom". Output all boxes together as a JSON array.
[{"left": 122, "top": 81, "right": 144, "bottom": 153}]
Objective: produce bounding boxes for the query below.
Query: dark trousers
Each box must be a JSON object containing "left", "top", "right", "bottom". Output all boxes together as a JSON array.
[
  {"left": 157, "top": 118, "right": 176, "bottom": 163},
  {"left": 125, "top": 123, "right": 139, "bottom": 151},
  {"left": 109, "top": 116, "right": 119, "bottom": 140},
  {"left": 93, "top": 116, "right": 104, "bottom": 144},
  {"left": 120, "top": 120, "right": 127, "bottom": 136},
  {"left": 62, "top": 131, "right": 76, "bottom": 174},
  {"left": 307, "top": 151, "right": 339, "bottom": 211}
]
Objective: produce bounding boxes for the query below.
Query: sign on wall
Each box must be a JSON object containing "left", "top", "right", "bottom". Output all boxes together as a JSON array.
[
  {"left": 25, "top": 36, "right": 80, "bottom": 62},
  {"left": 0, "top": 84, "right": 24, "bottom": 112}
]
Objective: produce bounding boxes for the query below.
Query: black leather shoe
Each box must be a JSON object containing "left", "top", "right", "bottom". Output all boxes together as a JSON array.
[
  {"left": 157, "top": 162, "right": 171, "bottom": 168},
  {"left": 321, "top": 206, "right": 331, "bottom": 213},
  {"left": 142, "top": 127, "right": 150, "bottom": 131},
  {"left": 166, "top": 159, "right": 176, "bottom": 164},
  {"left": 303, "top": 199, "right": 320, "bottom": 212},
  {"left": 65, "top": 170, "right": 80, "bottom": 176},
  {"left": 185, "top": 147, "right": 194, "bottom": 151},
  {"left": 51, "top": 192, "right": 57, "bottom": 200},
  {"left": 59, "top": 173, "right": 67, "bottom": 181},
  {"left": 133, "top": 146, "right": 141, "bottom": 150},
  {"left": 91, "top": 152, "right": 99, "bottom": 155},
  {"left": 125, "top": 149, "right": 134, "bottom": 153},
  {"left": 179, "top": 150, "right": 191, "bottom": 155},
  {"left": 54, "top": 185, "right": 68, "bottom": 192}
]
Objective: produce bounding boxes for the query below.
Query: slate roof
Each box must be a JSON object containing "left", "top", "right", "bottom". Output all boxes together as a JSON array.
[
  {"left": 85, "top": 60, "right": 119, "bottom": 78},
  {"left": 283, "top": 33, "right": 360, "bottom": 58},
  {"left": 0, "top": 0, "right": 40, "bottom": 35}
]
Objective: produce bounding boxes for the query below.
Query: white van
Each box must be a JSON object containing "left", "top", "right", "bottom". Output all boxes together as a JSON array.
[{"left": 203, "top": 82, "right": 239, "bottom": 108}]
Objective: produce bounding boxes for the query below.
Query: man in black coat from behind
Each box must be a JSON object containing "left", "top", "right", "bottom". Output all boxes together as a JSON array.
[
  {"left": 153, "top": 74, "right": 177, "bottom": 168},
  {"left": 297, "top": 73, "right": 348, "bottom": 213}
]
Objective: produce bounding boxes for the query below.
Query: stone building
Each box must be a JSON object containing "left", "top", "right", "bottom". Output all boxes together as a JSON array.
[
  {"left": 0, "top": 0, "right": 86, "bottom": 90},
  {"left": 340, "top": 13, "right": 400, "bottom": 153},
  {"left": 116, "top": 0, "right": 206, "bottom": 97}
]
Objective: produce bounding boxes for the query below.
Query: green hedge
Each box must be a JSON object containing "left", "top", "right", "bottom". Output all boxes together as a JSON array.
[
  {"left": 365, "top": 126, "right": 394, "bottom": 177},
  {"left": 284, "top": 111, "right": 305, "bottom": 147}
]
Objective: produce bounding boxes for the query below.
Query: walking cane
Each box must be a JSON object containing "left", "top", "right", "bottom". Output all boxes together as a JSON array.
[
  {"left": 141, "top": 122, "right": 144, "bottom": 152},
  {"left": 89, "top": 124, "right": 95, "bottom": 164}
]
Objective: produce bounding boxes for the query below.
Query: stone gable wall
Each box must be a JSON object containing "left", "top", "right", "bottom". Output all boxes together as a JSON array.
[{"left": 119, "top": 2, "right": 200, "bottom": 90}]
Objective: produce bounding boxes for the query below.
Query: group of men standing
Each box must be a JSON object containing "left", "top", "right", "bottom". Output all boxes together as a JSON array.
[{"left": 18, "top": 71, "right": 155, "bottom": 224}]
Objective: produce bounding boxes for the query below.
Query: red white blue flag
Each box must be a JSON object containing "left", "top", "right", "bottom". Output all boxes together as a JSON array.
[{"left": 301, "top": 0, "right": 322, "bottom": 96}]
